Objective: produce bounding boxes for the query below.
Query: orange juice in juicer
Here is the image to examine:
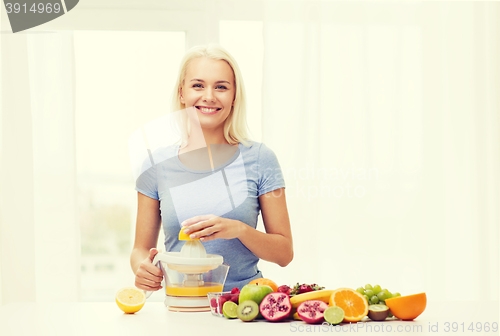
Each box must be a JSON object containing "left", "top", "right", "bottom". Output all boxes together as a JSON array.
[{"left": 145, "top": 228, "right": 229, "bottom": 311}]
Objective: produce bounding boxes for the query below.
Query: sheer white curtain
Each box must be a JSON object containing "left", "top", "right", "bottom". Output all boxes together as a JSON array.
[
  {"left": 260, "top": 1, "right": 498, "bottom": 302},
  {"left": 1, "top": 0, "right": 498, "bottom": 306},
  {"left": 0, "top": 32, "right": 79, "bottom": 304}
]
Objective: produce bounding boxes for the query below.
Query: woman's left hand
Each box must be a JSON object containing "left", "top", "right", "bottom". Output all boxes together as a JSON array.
[{"left": 181, "top": 215, "right": 245, "bottom": 242}]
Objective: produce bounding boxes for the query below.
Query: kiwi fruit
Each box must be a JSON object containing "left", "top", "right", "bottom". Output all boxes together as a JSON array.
[
  {"left": 368, "top": 304, "right": 390, "bottom": 321},
  {"left": 237, "top": 300, "right": 259, "bottom": 322}
]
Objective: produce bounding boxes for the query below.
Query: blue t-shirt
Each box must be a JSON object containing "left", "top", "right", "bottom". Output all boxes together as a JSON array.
[{"left": 135, "top": 141, "right": 285, "bottom": 290}]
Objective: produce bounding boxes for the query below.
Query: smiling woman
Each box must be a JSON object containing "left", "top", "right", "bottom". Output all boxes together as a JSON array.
[{"left": 130, "top": 45, "right": 293, "bottom": 292}]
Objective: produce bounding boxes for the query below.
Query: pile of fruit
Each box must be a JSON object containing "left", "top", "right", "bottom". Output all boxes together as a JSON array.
[
  {"left": 213, "top": 278, "right": 426, "bottom": 324},
  {"left": 113, "top": 279, "right": 427, "bottom": 323}
]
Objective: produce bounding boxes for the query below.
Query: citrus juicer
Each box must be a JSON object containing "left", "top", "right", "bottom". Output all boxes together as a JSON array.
[{"left": 145, "top": 228, "right": 229, "bottom": 312}]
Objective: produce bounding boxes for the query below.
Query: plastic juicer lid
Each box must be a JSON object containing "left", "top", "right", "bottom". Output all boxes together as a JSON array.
[
  {"left": 162, "top": 240, "right": 223, "bottom": 266},
  {"left": 162, "top": 251, "right": 223, "bottom": 266}
]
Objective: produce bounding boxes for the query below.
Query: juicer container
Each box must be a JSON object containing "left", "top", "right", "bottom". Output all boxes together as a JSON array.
[
  {"left": 162, "top": 262, "right": 229, "bottom": 310},
  {"left": 162, "top": 262, "right": 230, "bottom": 295}
]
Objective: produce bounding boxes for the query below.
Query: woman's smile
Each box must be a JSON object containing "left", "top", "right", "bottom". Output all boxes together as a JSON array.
[{"left": 196, "top": 105, "right": 222, "bottom": 115}]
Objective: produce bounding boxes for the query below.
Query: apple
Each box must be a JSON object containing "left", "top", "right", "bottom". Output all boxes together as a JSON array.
[{"left": 238, "top": 284, "right": 274, "bottom": 306}]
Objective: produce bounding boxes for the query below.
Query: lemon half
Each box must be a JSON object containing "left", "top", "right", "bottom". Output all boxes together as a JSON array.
[
  {"left": 115, "top": 287, "right": 146, "bottom": 314},
  {"left": 178, "top": 227, "right": 200, "bottom": 241}
]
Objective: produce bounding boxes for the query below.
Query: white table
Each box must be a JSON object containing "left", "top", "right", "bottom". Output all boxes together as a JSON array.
[{"left": 0, "top": 301, "right": 497, "bottom": 336}]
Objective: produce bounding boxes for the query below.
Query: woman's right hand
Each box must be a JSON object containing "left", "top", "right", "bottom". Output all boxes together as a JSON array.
[{"left": 134, "top": 248, "right": 164, "bottom": 291}]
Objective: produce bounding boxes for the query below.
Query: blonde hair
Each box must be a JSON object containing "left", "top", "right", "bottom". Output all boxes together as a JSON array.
[{"left": 171, "top": 44, "right": 253, "bottom": 148}]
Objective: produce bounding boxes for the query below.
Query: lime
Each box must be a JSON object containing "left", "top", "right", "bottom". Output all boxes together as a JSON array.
[
  {"left": 222, "top": 301, "right": 238, "bottom": 319},
  {"left": 324, "top": 306, "right": 345, "bottom": 325}
]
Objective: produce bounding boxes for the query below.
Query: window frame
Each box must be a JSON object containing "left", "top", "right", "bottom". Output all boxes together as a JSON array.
[{"left": 31, "top": 0, "right": 266, "bottom": 48}]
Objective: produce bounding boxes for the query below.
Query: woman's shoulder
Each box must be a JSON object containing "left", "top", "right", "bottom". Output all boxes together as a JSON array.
[
  {"left": 239, "top": 140, "right": 263, "bottom": 155},
  {"left": 239, "top": 140, "right": 280, "bottom": 163},
  {"left": 239, "top": 140, "right": 275, "bottom": 151}
]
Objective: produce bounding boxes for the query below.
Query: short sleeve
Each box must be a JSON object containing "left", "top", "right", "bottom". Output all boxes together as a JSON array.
[
  {"left": 135, "top": 163, "right": 159, "bottom": 200},
  {"left": 257, "top": 143, "right": 285, "bottom": 196}
]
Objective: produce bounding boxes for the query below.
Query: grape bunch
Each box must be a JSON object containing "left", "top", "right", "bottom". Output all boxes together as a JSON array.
[{"left": 356, "top": 284, "right": 401, "bottom": 305}]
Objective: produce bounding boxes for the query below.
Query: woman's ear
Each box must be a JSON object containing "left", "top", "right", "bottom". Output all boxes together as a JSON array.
[{"left": 179, "top": 88, "right": 185, "bottom": 104}]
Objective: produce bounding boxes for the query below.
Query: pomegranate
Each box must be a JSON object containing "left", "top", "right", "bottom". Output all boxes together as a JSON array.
[
  {"left": 259, "top": 292, "right": 292, "bottom": 322},
  {"left": 297, "top": 300, "right": 328, "bottom": 324}
]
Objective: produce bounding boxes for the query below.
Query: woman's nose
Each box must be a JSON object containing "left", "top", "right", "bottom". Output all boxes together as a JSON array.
[{"left": 203, "top": 88, "right": 215, "bottom": 102}]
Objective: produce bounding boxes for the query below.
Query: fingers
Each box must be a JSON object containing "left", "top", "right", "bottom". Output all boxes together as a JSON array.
[
  {"left": 135, "top": 252, "right": 164, "bottom": 291},
  {"left": 148, "top": 247, "right": 158, "bottom": 262},
  {"left": 191, "top": 225, "right": 219, "bottom": 239},
  {"left": 135, "top": 273, "right": 162, "bottom": 291},
  {"left": 181, "top": 214, "right": 214, "bottom": 226},
  {"left": 183, "top": 222, "right": 209, "bottom": 236},
  {"left": 135, "top": 274, "right": 163, "bottom": 291},
  {"left": 135, "top": 278, "right": 162, "bottom": 291},
  {"left": 183, "top": 218, "right": 217, "bottom": 235},
  {"left": 200, "top": 232, "right": 219, "bottom": 242},
  {"left": 142, "top": 257, "right": 163, "bottom": 278},
  {"left": 135, "top": 268, "right": 163, "bottom": 291},
  {"left": 197, "top": 218, "right": 240, "bottom": 241},
  {"left": 181, "top": 215, "right": 236, "bottom": 240}
]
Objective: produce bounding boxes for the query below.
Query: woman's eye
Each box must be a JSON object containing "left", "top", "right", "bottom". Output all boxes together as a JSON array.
[{"left": 191, "top": 84, "right": 227, "bottom": 90}]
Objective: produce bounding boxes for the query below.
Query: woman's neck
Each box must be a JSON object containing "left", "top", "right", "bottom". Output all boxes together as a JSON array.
[
  {"left": 179, "top": 127, "right": 236, "bottom": 170},
  {"left": 184, "top": 126, "right": 229, "bottom": 150},
  {"left": 201, "top": 129, "right": 229, "bottom": 146}
]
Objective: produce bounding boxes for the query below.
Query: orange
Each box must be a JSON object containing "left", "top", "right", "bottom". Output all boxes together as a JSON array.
[
  {"left": 385, "top": 293, "right": 426, "bottom": 320},
  {"left": 329, "top": 288, "right": 368, "bottom": 322},
  {"left": 248, "top": 278, "right": 278, "bottom": 292},
  {"left": 115, "top": 287, "right": 146, "bottom": 314}
]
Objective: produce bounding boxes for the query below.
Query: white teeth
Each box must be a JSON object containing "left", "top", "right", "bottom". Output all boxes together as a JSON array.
[{"left": 199, "top": 107, "right": 218, "bottom": 113}]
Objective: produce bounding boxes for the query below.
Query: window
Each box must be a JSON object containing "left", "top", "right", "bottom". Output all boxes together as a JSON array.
[
  {"left": 75, "top": 21, "right": 265, "bottom": 301},
  {"left": 75, "top": 31, "right": 185, "bottom": 301}
]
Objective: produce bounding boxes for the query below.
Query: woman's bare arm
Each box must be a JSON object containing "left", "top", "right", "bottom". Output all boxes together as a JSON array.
[
  {"left": 237, "top": 188, "right": 293, "bottom": 267},
  {"left": 179, "top": 188, "right": 293, "bottom": 267},
  {"left": 130, "top": 192, "right": 163, "bottom": 290}
]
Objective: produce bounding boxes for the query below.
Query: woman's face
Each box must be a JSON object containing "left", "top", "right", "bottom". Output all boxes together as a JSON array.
[{"left": 180, "top": 57, "right": 236, "bottom": 132}]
